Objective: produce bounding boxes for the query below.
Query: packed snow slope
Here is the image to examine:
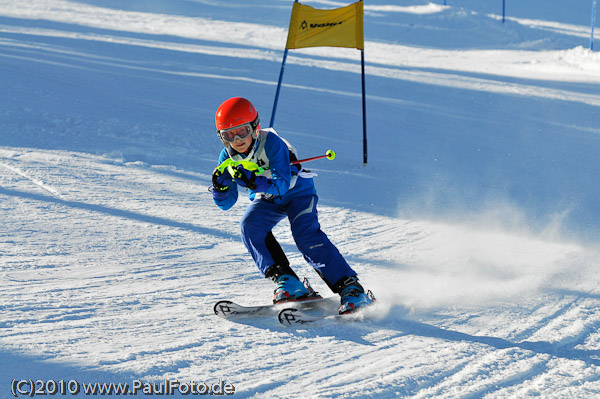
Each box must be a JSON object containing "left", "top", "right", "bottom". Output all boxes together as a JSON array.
[{"left": 1, "top": 0, "right": 600, "bottom": 398}]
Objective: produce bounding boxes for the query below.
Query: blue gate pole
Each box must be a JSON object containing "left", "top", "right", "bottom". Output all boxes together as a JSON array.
[
  {"left": 361, "top": 49, "right": 367, "bottom": 165},
  {"left": 591, "top": 0, "right": 598, "bottom": 50},
  {"left": 269, "top": 48, "right": 289, "bottom": 128},
  {"left": 271, "top": 0, "right": 299, "bottom": 128}
]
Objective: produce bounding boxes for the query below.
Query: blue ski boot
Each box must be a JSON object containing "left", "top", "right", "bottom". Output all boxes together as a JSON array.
[
  {"left": 266, "top": 264, "right": 320, "bottom": 304},
  {"left": 273, "top": 275, "right": 311, "bottom": 303},
  {"left": 336, "top": 276, "right": 375, "bottom": 314}
]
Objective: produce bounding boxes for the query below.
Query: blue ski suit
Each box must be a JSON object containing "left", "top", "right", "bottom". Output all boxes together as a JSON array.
[{"left": 213, "top": 128, "right": 356, "bottom": 289}]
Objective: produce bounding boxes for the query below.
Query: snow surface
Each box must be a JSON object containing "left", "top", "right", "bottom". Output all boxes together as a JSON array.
[{"left": 1, "top": 0, "right": 600, "bottom": 397}]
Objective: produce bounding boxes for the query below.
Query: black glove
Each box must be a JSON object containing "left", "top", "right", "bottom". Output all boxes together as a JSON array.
[
  {"left": 232, "top": 164, "right": 268, "bottom": 191},
  {"left": 212, "top": 168, "right": 233, "bottom": 192}
]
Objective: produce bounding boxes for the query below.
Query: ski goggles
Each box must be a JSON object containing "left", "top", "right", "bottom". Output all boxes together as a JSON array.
[{"left": 217, "top": 123, "right": 254, "bottom": 143}]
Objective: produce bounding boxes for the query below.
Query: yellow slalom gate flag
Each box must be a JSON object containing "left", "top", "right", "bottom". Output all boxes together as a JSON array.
[{"left": 285, "top": 1, "right": 364, "bottom": 50}]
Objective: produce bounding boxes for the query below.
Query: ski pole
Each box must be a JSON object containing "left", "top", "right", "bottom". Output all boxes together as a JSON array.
[{"left": 292, "top": 150, "right": 336, "bottom": 165}]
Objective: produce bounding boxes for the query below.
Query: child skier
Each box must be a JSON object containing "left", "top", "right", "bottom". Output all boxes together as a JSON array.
[{"left": 209, "top": 97, "right": 373, "bottom": 314}]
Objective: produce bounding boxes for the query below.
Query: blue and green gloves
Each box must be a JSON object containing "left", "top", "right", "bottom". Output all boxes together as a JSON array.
[{"left": 211, "top": 164, "right": 268, "bottom": 200}]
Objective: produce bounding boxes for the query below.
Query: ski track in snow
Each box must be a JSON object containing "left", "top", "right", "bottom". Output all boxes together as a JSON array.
[
  {"left": 1, "top": 0, "right": 600, "bottom": 397},
  {"left": 0, "top": 159, "right": 62, "bottom": 198}
]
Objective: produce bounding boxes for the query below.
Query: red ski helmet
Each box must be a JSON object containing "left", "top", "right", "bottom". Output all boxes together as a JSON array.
[{"left": 215, "top": 97, "right": 260, "bottom": 144}]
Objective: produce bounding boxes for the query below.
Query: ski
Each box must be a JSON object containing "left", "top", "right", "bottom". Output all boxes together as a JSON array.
[
  {"left": 278, "top": 307, "right": 334, "bottom": 325},
  {"left": 277, "top": 307, "right": 372, "bottom": 326},
  {"left": 278, "top": 306, "right": 378, "bottom": 326},
  {"left": 278, "top": 290, "right": 376, "bottom": 327},
  {"left": 213, "top": 300, "right": 277, "bottom": 318},
  {"left": 213, "top": 296, "right": 338, "bottom": 319}
]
